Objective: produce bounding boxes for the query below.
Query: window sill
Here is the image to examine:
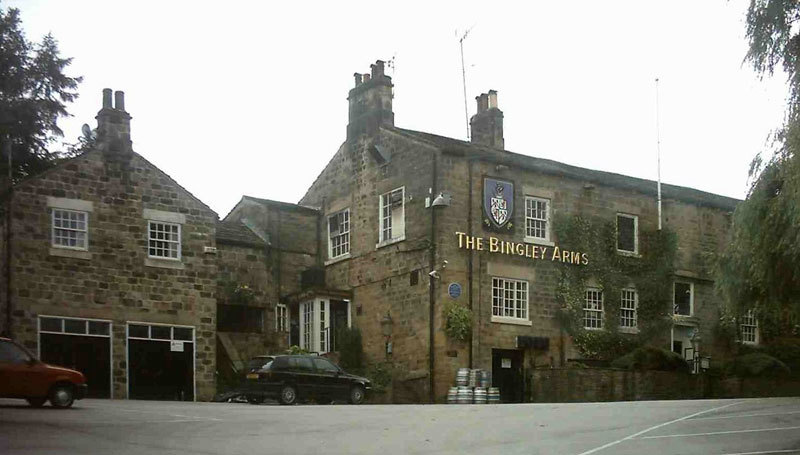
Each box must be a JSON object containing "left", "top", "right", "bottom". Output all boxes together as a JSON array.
[
  {"left": 523, "top": 237, "right": 554, "bottom": 247},
  {"left": 491, "top": 316, "right": 532, "bottom": 326},
  {"left": 619, "top": 326, "right": 639, "bottom": 334},
  {"left": 145, "top": 257, "right": 185, "bottom": 270},
  {"left": 376, "top": 235, "right": 405, "bottom": 249},
  {"left": 583, "top": 326, "right": 604, "bottom": 331},
  {"left": 325, "top": 253, "right": 351, "bottom": 266},
  {"left": 616, "top": 250, "right": 641, "bottom": 258},
  {"left": 49, "top": 248, "right": 91, "bottom": 260}
]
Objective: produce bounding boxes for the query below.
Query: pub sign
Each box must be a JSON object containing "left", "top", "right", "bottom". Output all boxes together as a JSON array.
[{"left": 483, "top": 177, "right": 514, "bottom": 231}]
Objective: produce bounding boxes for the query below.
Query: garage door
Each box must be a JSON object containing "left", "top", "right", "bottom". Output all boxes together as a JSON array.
[
  {"left": 127, "top": 323, "right": 194, "bottom": 401},
  {"left": 38, "top": 316, "right": 112, "bottom": 399}
]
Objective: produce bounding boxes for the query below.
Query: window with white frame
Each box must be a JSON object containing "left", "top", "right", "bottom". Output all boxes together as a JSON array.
[
  {"left": 328, "top": 209, "right": 350, "bottom": 259},
  {"left": 379, "top": 187, "right": 405, "bottom": 243},
  {"left": 584, "top": 288, "right": 604, "bottom": 329},
  {"left": 319, "top": 301, "right": 327, "bottom": 353},
  {"left": 616, "top": 214, "right": 638, "bottom": 254},
  {"left": 492, "top": 277, "right": 528, "bottom": 321},
  {"left": 302, "top": 303, "right": 312, "bottom": 349},
  {"left": 673, "top": 282, "right": 693, "bottom": 316},
  {"left": 52, "top": 209, "right": 88, "bottom": 250},
  {"left": 741, "top": 310, "right": 758, "bottom": 344},
  {"left": 620, "top": 289, "right": 637, "bottom": 329},
  {"left": 275, "top": 304, "right": 288, "bottom": 332},
  {"left": 148, "top": 221, "right": 181, "bottom": 259},
  {"left": 524, "top": 196, "right": 550, "bottom": 242}
]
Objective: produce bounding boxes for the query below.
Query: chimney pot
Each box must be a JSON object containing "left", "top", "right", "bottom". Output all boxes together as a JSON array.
[
  {"left": 488, "top": 90, "right": 498, "bottom": 109},
  {"left": 114, "top": 91, "right": 125, "bottom": 111},
  {"left": 354, "top": 73, "right": 363, "bottom": 87},
  {"left": 363, "top": 73, "right": 371, "bottom": 82},
  {"left": 476, "top": 93, "right": 489, "bottom": 113},
  {"left": 371, "top": 60, "right": 385, "bottom": 79},
  {"left": 102, "top": 88, "right": 113, "bottom": 109}
]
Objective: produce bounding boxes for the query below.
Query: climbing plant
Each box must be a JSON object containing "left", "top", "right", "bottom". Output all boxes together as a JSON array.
[
  {"left": 221, "top": 281, "right": 256, "bottom": 305},
  {"left": 443, "top": 300, "right": 473, "bottom": 342},
  {"left": 554, "top": 214, "right": 677, "bottom": 360}
]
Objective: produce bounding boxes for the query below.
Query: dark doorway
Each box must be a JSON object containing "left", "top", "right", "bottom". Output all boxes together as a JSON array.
[
  {"left": 40, "top": 333, "right": 111, "bottom": 398},
  {"left": 492, "top": 348, "right": 524, "bottom": 403},
  {"left": 330, "top": 300, "right": 349, "bottom": 352},
  {"left": 128, "top": 339, "right": 194, "bottom": 401}
]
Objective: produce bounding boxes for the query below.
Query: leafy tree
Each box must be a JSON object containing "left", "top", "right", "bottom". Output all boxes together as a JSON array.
[
  {"left": 0, "top": 5, "right": 82, "bottom": 184},
  {"left": 716, "top": 1, "right": 800, "bottom": 337}
]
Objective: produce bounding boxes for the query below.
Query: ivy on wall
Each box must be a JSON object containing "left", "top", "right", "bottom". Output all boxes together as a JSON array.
[{"left": 554, "top": 214, "right": 677, "bottom": 360}]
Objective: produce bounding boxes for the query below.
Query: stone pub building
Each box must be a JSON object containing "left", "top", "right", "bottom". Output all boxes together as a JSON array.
[{"left": 1, "top": 61, "right": 739, "bottom": 403}]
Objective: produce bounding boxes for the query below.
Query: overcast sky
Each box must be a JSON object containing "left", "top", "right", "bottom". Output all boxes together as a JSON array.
[{"left": 7, "top": 0, "right": 788, "bottom": 216}]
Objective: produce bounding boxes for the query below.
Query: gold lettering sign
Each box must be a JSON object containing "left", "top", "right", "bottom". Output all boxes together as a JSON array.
[{"left": 454, "top": 232, "right": 588, "bottom": 265}]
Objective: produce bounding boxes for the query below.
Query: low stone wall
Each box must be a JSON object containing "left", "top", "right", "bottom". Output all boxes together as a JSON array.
[{"left": 530, "top": 368, "right": 800, "bottom": 402}]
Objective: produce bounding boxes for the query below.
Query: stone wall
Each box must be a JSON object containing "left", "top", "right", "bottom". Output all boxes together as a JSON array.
[
  {"left": 530, "top": 368, "right": 800, "bottom": 402},
  {"left": 5, "top": 149, "right": 219, "bottom": 400},
  {"left": 300, "top": 129, "right": 436, "bottom": 400},
  {"left": 216, "top": 241, "right": 287, "bottom": 363}
]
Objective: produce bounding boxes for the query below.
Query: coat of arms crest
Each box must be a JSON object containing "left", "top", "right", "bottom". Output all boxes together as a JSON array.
[{"left": 483, "top": 177, "right": 514, "bottom": 231}]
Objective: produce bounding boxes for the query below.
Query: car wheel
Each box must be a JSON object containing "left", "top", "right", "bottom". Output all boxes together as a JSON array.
[
  {"left": 26, "top": 397, "right": 47, "bottom": 407},
  {"left": 279, "top": 385, "right": 297, "bottom": 405},
  {"left": 49, "top": 385, "right": 75, "bottom": 408},
  {"left": 246, "top": 395, "right": 263, "bottom": 405},
  {"left": 349, "top": 386, "right": 365, "bottom": 405}
]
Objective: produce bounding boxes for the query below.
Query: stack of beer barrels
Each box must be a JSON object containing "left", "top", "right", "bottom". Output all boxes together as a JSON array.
[{"left": 446, "top": 368, "right": 500, "bottom": 404}]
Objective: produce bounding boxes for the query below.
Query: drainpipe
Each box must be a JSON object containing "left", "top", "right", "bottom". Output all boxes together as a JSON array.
[
  {"left": 467, "top": 159, "right": 474, "bottom": 369},
  {"left": 3, "top": 134, "right": 11, "bottom": 337},
  {"left": 428, "top": 153, "right": 438, "bottom": 403}
]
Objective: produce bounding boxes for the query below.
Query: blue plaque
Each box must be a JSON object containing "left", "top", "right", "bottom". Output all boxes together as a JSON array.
[{"left": 448, "top": 283, "right": 462, "bottom": 299}]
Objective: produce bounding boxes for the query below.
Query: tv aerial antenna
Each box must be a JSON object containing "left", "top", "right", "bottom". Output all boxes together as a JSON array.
[{"left": 458, "top": 24, "right": 476, "bottom": 141}]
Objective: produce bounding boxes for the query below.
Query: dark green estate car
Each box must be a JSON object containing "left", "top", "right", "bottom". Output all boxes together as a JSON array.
[{"left": 244, "top": 355, "right": 371, "bottom": 405}]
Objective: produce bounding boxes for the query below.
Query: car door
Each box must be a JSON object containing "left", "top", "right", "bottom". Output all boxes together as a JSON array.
[
  {"left": 0, "top": 340, "right": 47, "bottom": 398},
  {"left": 290, "top": 356, "right": 316, "bottom": 399},
  {"left": 311, "top": 358, "right": 343, "bottom": 399}
]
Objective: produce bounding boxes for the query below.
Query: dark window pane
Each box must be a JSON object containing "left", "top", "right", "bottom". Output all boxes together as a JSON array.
[
  {"left": 40, "top": 317, "right": 62, "bottom": 333},
  {"left": 674, "top": 283, "right": 692, "bottom": 315},
  {"left": 129, "top": 324, "right": 149, "bottom": 338},
  {"left": 313, "top": 358, "right": 339, "bottom": 373},
  {"left": 296, "top": 357, "right": 314, "bottom": 371},
  {"left": 617, "top": 215, "right": 635, "bottom": 252},
  {"left": 271, "top": 357, "right": 289, "bottom": 371},
  {"left": 0, "top": 340, "right": 31, "bottom": 363},
  {"left": 88, "top": 321, "right": 110, "bottom": 336},
  {"left": 151, "top": 325, "right": 171, "bottom": 340},
  {"left": 64, "top": 319, "right": 87, "bottom": 334},
  {"left": 173, "top": 327, "right": 193, "bottom": 341},
  {"left": 217, "top": 304, "right": 264, "bottom": 333}
]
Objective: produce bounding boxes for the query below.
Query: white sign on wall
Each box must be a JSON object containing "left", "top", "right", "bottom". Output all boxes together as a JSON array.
[
  {"left": 501, "top": 358, "right": 511, "bottom": 369},
  {"left": 170, "top": 340, "right": 184, "bottom": 352}
]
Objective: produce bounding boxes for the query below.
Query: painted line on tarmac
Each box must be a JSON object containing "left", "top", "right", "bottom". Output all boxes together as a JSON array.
[
  {"left": 639, "top": 425, "right": 800, "bottom": 439},
  {"left": 113, "top": 408, "right": 221, "bottom": 421},
  {"left": 691, "top": 410, "right": 800, "bottom": 421},
  {"left": 720, "top": 450, "right": 800, "bottom": 455},
  {"left": 575, "top": 401, "right": 743, "bottom": 455}
]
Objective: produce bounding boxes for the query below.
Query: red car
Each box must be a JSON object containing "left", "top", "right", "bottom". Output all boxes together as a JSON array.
[{"left": 0, "top": 337, "right": 88, "bottom": 408}]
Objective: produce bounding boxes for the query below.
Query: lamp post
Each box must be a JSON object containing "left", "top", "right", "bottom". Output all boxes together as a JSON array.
[{"left": 380, "top": 311, "right": 393, "bottom": 359}]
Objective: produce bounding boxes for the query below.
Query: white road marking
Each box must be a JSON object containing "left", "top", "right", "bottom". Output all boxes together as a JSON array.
[
  {"left": 109, "top": 407, "right": 221, "bottom": 421},
  {"left": 639, "top": 425, "right": 800, "bottom": 439},
  {"left": 691, "top": 410, "right": 800, "bottom": 421},
  {"left": 720, "top": 450, "right": 800, "bottom": 455},
  {"left": 575, "top": 401, "right": 743, "bottom": 455}
]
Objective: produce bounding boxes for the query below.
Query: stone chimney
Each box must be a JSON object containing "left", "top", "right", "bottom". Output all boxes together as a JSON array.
[
  {"left": 95, "top": 88, "right": 132, "bottom": 154},
  {"left": 347, "top": 60, "right": 394, "bottom": 139},
  {"left": 470, "top": 89, "right": 504, "bottom": 149}
]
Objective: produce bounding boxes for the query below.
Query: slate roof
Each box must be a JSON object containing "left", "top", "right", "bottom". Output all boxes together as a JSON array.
[
  {"left": 386, "top": 126, "right": 740, "bottom": 212},
  {"left": 240, "top": 195, "right": 320, "bottom": 214},
  {"left": 216, "top": 220, "right": 268, "bottom": 248}
]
